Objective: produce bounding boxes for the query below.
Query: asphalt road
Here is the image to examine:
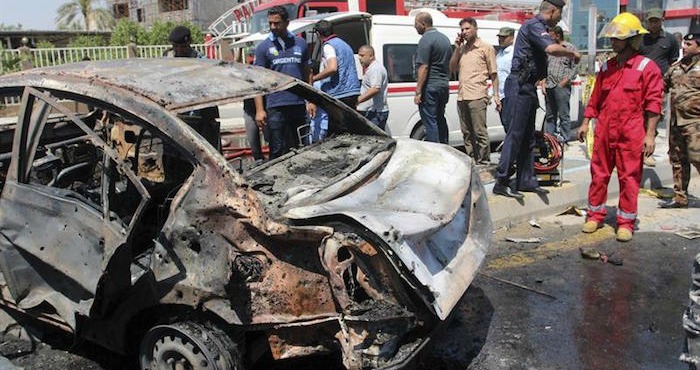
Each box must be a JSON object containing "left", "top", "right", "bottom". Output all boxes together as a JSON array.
[
  {"left": 427, "top": 178, "right": 700, "bottom": 370},
  {"left": 1, "top": 179, "right": 698, "bottom": 370}
]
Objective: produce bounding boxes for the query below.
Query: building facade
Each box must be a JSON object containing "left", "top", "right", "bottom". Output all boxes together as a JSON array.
[
  {"left": 570, "top": 0, "right": 699, "bottom": 50},
  {"left": 570, "top": 0, "right": 619, "bottom": 50},
  {"left": 109, "top": 0, "right": 234, "bottom": 31}
]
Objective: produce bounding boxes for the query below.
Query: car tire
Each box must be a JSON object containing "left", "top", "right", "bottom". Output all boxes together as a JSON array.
[
  {"left": 139, "top": 321, "right": 244, "bottom": 370},
  {"left": 410, "top": 123, "right": 426, "bottom": 141}
]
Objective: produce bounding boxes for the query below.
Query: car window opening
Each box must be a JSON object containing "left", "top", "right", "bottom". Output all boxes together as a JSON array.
[{"left": 19, "top": 91, "right": 194, "bottom": 255}]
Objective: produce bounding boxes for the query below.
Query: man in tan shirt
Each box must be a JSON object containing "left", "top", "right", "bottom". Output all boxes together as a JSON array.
[{"left": 450, "top": 17, "right": 500, "bottom": 165}]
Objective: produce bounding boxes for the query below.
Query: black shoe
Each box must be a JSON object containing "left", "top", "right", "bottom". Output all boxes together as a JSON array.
[
  {"left": 493, "top": 183, "right": 524, "bottom": 199},
  {"left": 520, "top": 186, "right": 550, "bottom": 195},
  {"left": 659, "top": 200, "right": 688, "bottom": 209}
]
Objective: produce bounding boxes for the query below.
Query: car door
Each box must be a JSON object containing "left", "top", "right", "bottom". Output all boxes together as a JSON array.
[{"left": 0, "top": 87, "right": 150, "bottom": 327}]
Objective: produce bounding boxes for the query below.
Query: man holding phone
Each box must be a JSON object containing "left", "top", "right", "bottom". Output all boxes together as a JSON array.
[{"left": 450, "top": 17, "right": 499, "bottom": 165}]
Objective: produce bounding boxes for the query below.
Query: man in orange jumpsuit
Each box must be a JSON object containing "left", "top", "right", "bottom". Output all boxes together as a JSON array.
[{"left": 577, "top": 13, "right": 664, "bottom": 242}]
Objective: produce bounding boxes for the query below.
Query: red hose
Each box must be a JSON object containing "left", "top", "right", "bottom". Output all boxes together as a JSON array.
[{"left": 534, "top": 132, "right": 563, "bottom": 172}]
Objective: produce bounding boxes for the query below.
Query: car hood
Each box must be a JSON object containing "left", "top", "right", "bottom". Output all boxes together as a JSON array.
[{"left": 283, "top": 139, "right": 492, "bottom": 319}]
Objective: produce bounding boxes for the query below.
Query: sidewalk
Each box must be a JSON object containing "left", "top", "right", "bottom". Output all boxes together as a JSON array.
[
  {"left": 217, "top": 101, "right": 677, "bottom": 228},
  {"left": 482, "top": 129, "right": 674, "bottom": 228}
]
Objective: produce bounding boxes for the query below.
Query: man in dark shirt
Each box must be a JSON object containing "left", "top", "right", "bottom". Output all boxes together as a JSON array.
[
  {"left": 414, "top": 11, "right": 452, "bottom": 144},
  {"left": 493, "top": 0, "right": 580, "bottom": 199},
  {"left": 163, "top": 25, "right": 220, "bottom": 150},
  {"left": 254, "top": 6, "right": 310, "bottom": 159},
  {"left": 163, "top": 26, "right": 202, "bottom": 58},
  {"left": 640, "top": 8, "right": 680, "bottom": 75},
  {"left": 639, "top": 8, "right": 679, "bottom": 166}
]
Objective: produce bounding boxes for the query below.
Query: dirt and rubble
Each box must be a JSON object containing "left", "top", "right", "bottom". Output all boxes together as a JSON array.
[{"left": 5, "top": 204, "right": 697, "bottom": 370}]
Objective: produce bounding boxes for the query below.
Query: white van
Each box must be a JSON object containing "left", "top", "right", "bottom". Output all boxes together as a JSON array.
[{"left": 231, "top": 11, "right": 581, "bottom": 147}]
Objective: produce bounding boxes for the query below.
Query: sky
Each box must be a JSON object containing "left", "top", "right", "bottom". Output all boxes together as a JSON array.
[{"left": 0, "top": 0, "right": 108, "bottom": 30}]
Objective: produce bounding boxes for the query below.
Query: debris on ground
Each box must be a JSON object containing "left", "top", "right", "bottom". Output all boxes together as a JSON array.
[
  {"left": 0, "top": 356, "right": 22, "bottom": 369},
  {"left": 529, "top": 219, "right": 541, "bottom": 228},
  {"left": 0, "top": 338, "right": 34, "bottom": 359},
  {"left": 600, "top": 253, "right": 624, "bottom": 266},
  {"left": 478, "top": 272, "right": 556, "bottom": 300},
  {"left": 639, "top": 187, "right": 674, "bottom": 199},
  {"left": 557, "top": 206, "right": 585, "bottom": 217},
  {"left": 579, "top": 247, "right": 601, "bottom": 260},
  {"left": 676, "top": 227, "right": 700, "bottom": 240},
  {"left": 579, "top": 247, "right": 623, "bottom": 266},
  {"left": 505, "top": 237, "right": 543, "bottom": 243}
]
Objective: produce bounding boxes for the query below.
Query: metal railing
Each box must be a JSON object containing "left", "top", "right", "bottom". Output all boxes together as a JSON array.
[
  {"left": 33, "top": 46, "right": 130, "bottom": 68},
  {"left": 135, "top": 44, "right": 222, "bottom": 59},
  {"left": 0, "top": 43, "right": 222, "bottom": 75},
  {"left": 207, "top": 0, "right": 260, "bottom": 43}
]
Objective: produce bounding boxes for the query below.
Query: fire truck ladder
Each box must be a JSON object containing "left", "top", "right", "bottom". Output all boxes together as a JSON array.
[{"left": 207, "top": 0, "right": 263, "bottom": 45}]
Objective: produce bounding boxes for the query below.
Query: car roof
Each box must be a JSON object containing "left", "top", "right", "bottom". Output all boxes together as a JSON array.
[{"left": 0, "top": 58, "right": 297, "bottom": 113}]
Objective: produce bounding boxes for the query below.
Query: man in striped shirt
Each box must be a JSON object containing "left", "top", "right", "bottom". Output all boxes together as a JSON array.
[{"left": 544, "top": 26, "right": 578, "bottom": 143}]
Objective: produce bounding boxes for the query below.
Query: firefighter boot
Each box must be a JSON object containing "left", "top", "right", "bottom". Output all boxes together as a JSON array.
[
  {"left": 582, "top": 221, "right": 601, "bottom": 233},
  {"left": 616, "top": 228, "right": 633, "bottom": 242}
]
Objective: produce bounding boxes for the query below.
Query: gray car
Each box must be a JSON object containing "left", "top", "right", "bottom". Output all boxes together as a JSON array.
[{"left": 0, "top": 58, "right": 491, "bottom": 369}]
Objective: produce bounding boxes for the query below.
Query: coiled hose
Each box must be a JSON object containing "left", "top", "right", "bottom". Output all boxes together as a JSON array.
[{"left": 534, "top": 131, "right": 563, "bottom": 172}]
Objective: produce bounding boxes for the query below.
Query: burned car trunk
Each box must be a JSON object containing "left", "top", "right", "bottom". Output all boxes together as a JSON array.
[{"left": 0, "top": 59, "right": 491, "bottom": 370}]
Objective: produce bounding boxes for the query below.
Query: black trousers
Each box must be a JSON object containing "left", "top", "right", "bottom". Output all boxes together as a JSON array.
[{"left": 495, "top": 75, "right": 539, "bottom": 190}]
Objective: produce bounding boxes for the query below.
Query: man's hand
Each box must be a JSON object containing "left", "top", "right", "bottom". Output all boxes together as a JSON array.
[
  {"left": 572, "top": 51, "right": 581, "bottom": 64},
  {"left": 558, "top": 78, "right": 570, "bottom": 88},
  {"left": 255, "top": 110, "right": 267, "bottom": 128},
  {"left": 494, "top": 96, "right": 502, "bottom": 112},
  {"left": 643, "top": 133, "right": 656, "bottom": 158},
  {"left": 306, "top": 102, "right": 317, "bottom": 119},
  {"left": 414, "top": 93, "right": 422, "bottom": 105},
  {"left": 577, "top": 118, "right": 590, "bottom": 142},
  {"left": 454, "top": 33, "right": 464, "bottom": 47}
]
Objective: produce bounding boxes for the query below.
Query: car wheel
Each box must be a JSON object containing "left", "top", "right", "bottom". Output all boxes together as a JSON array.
[
  {"left": 410, "top": 123, "right": 426, "bottom": 141},
  {"left": 139, "top": 321, "right": 244, "bottom": 370}
]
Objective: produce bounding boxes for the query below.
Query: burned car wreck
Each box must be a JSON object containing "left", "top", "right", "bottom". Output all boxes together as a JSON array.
[{"left": 0, "top": 59, "right": 491, "bottom": 369}]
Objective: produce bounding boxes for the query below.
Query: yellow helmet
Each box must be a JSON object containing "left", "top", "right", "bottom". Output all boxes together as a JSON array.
[{"left": 598, "top": 12, "right": 649, "bottom": 39}]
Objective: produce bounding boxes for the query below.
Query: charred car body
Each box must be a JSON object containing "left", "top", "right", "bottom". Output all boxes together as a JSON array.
[{"left": 0, "top": 59, "right": 491, "bottom": 369}]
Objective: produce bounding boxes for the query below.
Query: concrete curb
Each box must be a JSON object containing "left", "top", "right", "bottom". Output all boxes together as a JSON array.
[{"left": 483, "top": 134, "right": 674, "bottom": 228}]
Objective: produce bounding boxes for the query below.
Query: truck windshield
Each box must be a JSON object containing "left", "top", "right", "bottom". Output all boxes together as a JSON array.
[{"left": 249, "top": 4, "right": 298, "bottom": 33}]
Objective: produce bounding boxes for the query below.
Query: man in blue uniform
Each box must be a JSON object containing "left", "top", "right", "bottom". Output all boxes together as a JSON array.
[
  {"left": 311, "top": 20, "right": 361, "bottom": 107},
  {"left": 254, "top": 6, "right": 310, "bottom": 159},
  {"left": 493, "top": 0, "right": 580, "bottom": 199}
]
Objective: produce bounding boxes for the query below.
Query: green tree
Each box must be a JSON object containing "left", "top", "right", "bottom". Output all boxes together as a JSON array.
[
  {"left": 56, "top": 0, "right": 115, "bottom": 31},
  {"left": 67, "top": 35, "right": 107, "bottom": 48},
  {"left": 0, "top": 23, "right": 23, "bottom": 31},
  {"left": 148, "top": 21, "right": 204, "bottom": 45},
  {"left": 0, "top": 44, "right": 20, "bottom": 75},
  {"left": 110, "top": 18, "right": 148, "bottom": 45},
  {"left": 36, "top": 40, "right": 55, "bottom": 49}
]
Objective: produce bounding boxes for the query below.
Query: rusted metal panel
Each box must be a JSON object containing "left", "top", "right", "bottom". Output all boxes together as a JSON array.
[
  {"left": 0, "top": 59, "right": 491, "bottom": 368},
  {"left": 4, "top": 59, "right": 294, "bottom": 112},
  {"left": 284, "top": 139, "right": 493, "bottom": 320}
]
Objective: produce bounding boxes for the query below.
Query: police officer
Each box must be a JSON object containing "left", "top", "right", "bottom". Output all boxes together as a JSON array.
[
  {"left": 163, "top": 25, "right": 202, "bottom": 58},
  {"left": 493, "top": 0, "right": 580, "bottom": 199},
  {"left": 163, "top": 25, "right": 219, "bottom": 149},
  {"left": 659, "top": 30, "right": 700, "bottom": 209}
]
